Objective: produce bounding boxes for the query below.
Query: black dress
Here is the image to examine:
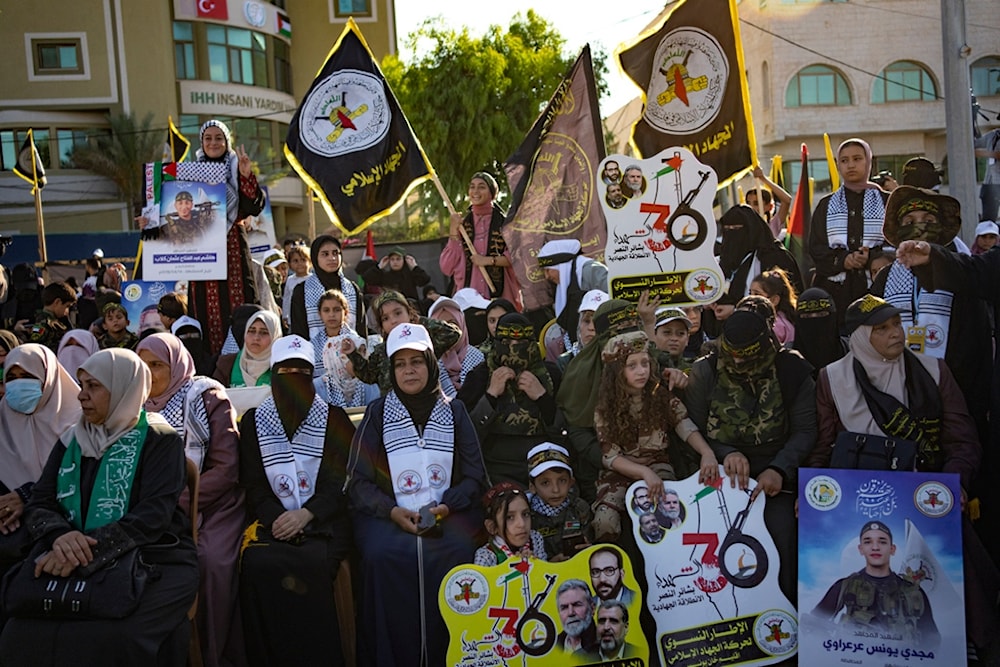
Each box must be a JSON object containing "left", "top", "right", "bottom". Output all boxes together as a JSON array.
[{"left": 0, "top": 422, "right": 198, "bottom": 666}]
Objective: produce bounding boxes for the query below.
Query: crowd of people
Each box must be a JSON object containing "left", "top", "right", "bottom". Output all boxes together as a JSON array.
[{"left": 0, "top": 126, "right": 999, "bottom": 667}]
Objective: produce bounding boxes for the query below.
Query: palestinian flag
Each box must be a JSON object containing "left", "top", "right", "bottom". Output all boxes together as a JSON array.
[{"left": 786, "top": 143, "right": 811, "bottom": 270}]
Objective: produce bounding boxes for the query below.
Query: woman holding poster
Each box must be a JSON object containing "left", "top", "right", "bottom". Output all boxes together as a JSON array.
[
  {"left": 808, "top": 294, "right": 1000, "bottom": 661},
  {"left": 188, "top": 120, "right": 265, "bottom": 355}
]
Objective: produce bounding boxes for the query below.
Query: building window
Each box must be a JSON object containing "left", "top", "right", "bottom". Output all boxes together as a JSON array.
[
  {"left": 174, "top": 22, "right": 196, "bottom": 80},
  {"left": 785, "top": 65, "right": 851, "bottom": 107},
  {"left": 56, "top": 129, "right": 93, "bottom": 168},
  {"left": 26, "top": 34, "right": 89, "bottom": 80},
  {"left": 783, "top": 158, "right": 833, "bottom": 194},
  {"left": 274, "top": 40, "right": 292, "bottom": 94},
  {"left": 333, "top": 0, "right": 372, "bottom": 17},
  {"left": 207, "top": 25, "right": 268, "bottom": 87},
  {"left": 0, "top": 129, "right": 51, "bottom": 172},
  {"left": 871, "top": 60, "right": 937, "bottom": 103},
  {"left": 971, "top": 56, "right": 1000, "bottom": 97}
]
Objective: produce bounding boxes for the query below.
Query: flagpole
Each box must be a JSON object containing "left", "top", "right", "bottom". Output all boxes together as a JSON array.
[
  {"left": 429, "top": 173, "right": 496, "bottom": 293},
  {"left": 307, "top": 190, "right": 317, "bottom": 241},
  {"left": 34, "top": 185, "right": 47, "bottom": 268},
  {"left": 28, "top": 129, "right": 48, "bottom": 269}
]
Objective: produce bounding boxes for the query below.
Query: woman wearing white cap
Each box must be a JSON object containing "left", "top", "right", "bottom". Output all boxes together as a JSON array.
[
  {"left": 557, "top": 289, "right": 607, "bottom": 371},
  {"left": 347, "top": 323, "right": 486, "bottom": 665},
  {"left": 238, "top": 335, "right": 354, "bottom": 665}
]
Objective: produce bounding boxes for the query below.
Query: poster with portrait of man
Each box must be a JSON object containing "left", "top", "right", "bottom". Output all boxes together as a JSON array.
[
  {"left": 121, "top": 280, "right": 188, "bottom": 335},
  {"left": 798, "top": 468, "right": 965, "bottom": 666},
  {"left": 601, "top": 148, "right": 724, "bottom": 307},
  {"left": 140, "top": 163, "right": 228, "bottom": 281},
  {"left": 628, "top": 472, "right": 797, "bottom": 666},
  {"left": 439, "top": 544, "right": 648, "bottom": 665}
]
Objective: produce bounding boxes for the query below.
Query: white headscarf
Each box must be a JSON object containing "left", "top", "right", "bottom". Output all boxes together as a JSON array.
[
  {"left": 0, "top": 344, "right": 82, "bottom": 489},
  {"left": 825, "top": 324, "right": 939, "bottom": 434},
  {"left": 240, "top": 310, "right": 282, "bottom": 388},
  {"left": 538, "top": 239, "right": 587, "bottom": 316},
  {"left": 64, "top": 349, "right": 151, "bottom": 459}
]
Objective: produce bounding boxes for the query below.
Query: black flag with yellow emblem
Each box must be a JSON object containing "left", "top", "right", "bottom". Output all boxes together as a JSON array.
[
  {"left": 284, "top": 18, "right": 432, "bottom": 235},
  {"left": 12, "top": 129, "right": 47, "bottom": 193},
  {"left": 618, "top": 0, "right": 756, "bottom": 185}
]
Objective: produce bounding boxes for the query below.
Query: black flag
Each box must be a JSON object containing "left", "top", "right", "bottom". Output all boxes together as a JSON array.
[
  {"left": 12, "top": 129, "right": 47, "bottom": 193},
  {"left": 619, "top": 0, "right": 756, "bottom": 184},
  {"left": 284, "top": 19, "right": 432, "bottom": 235}
]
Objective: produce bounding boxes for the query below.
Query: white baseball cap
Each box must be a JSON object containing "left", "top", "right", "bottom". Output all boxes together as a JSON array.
[
  {"left": 578, "top": 289, "right": 609, "bottom": 313},
  {"left": 527, "top": 442, "right": 573, "bottom": 478},
  {"left": 428, "top": 296, "right": 462, "bottom": 320},
  {"left": 386, "top": 323, "right": 433, "bottom": 357},
  {"left": 976, "top": 220, "right": 999, "bottom": 237},
  {"left": 270, "top": 335, "right": 313, "bottom": 367},
  {"left": 452, "top": 287, "right": 491, "bottom": 311},
  {"left": 170, "top": 315, "right": 202, "bottom": 335}
]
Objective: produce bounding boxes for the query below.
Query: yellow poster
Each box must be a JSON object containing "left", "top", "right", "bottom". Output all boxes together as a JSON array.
[{"left": 439, "top": 544, "right": 649, "bottom": 666}]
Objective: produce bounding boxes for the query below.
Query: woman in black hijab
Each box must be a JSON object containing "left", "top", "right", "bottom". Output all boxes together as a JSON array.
[
  {"left": 347, "top": 323, "right": 486, "bottom": 666},
  {"left": 238, "top": 335, "right": 354, "bottom": 666},
  {"left": 718, "top": 205, "right": 804, "bottom": 298},
  {"left": 289, "top": 235, "right": 366, "bottom": 339},
  {"left": 793, "top": 287, "right": 846, "bottom": 376}
]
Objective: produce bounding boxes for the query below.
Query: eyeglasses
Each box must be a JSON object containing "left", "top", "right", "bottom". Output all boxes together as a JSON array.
[{"left": 590, "top": 566, "right": 619, "bottom": 578}]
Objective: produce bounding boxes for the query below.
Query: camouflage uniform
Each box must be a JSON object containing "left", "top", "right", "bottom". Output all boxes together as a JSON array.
[
  {"left": 27, "top": 308, "right": 67, "bottom": 352},
  {"left": 96, "top": 329, "right": 139, "bottom": 351},
  {"left": 813, "top": 570, "right": 939, "bottom": 645},
  {"left": 161, "top": 204, "right": 215, "bottom": 245}
]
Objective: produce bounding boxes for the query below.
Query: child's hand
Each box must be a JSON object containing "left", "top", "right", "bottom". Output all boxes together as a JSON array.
[
  {"left": 341, "top": 338, "right": 356, "bottom": 355},
  {"left": 637, "top": 290, "right": 660, "bottom": 326},
  {"left": 662, "top": 368, "right": 688, "bottom": 391},
  {"left": 642, "top": 470, "right": 665, "bottom": 503},
  {"left": 698, "top": 453, "right": 720, "bottom": 485}
]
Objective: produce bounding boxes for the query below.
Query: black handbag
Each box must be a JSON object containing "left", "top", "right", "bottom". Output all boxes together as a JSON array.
[
  {"left": 830, "top": 431, "right": 918, "bottom": 471},
  {"left": 1, "top": 545, "right": 149, "bottom": 620}
]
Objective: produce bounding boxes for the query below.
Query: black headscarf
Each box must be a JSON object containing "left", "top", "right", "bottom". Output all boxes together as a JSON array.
[
  {"left": 310, "top": 234, "right": 345, "bottom": 290},
  {"left": 389, "top": 347, "right": 441, "bottom": 430},
  {"left": 794, "top": 287, "right": 844, "bottom": 372},
  {"left": 272, "top": 358, "right": 316, "bottom": 437},
  {"left": 230, "top": 304, "right": 263, "bottom": 349},
  {"left": 718, "top": 206, "right": 774, "bottom": 275}
]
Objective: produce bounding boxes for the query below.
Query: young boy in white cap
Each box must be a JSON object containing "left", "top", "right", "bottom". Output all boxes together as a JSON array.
[
  {"left": 972, "top": 220, "right": 999, "bottom": 256},
  {"left": 526, "top": 442, "right": 593, "bottom": 562},
  {"left": 649, "top": 306, "right": 693, "bottom": 372}
]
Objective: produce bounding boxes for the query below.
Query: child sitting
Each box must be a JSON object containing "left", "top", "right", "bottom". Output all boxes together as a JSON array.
[
  {"left": 650, "top": 306, "right": 692, "bottom": 372},
  {"left": 526, "top": 443, "right": 592, "bottom": 562},
  {"left": 96, "top": 302, "right": 138, "bottom": 350},
  {"left": 474, "top": 482, "right": 547, "bottom": 566},
  {"left": 592, "top": 332, "right": 718, "bottom": 542}
]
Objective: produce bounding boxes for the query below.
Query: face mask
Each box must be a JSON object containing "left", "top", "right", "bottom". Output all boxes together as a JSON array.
[{"left": 5, "top": 378, "right": 43, "bottom": 414}]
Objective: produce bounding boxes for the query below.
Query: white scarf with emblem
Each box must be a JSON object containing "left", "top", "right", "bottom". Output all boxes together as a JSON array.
[
  {"left": 255, "top": 394, "right": 327, "bottom": 511},
  {"left": 882, "top": 262, "right": 952, "bottom": 359},
  {"left": 383, "top": 391, "right": 455, "bottom": 511}
]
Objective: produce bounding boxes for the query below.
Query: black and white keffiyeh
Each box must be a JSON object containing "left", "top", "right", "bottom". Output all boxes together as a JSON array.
[
  {"left": 304, "top": 273, "right": 359, "bottom": 333},
  {"left": 255, "top": 394, "right": 327, "bottom": 511},
  {"left": 825, "top": 187, "right": 886, "bottom": 283},
  {"left": 883, "top": 263, "right": 953, "bottom": 359},
  {"left": 383, "top": 391, "right": 455, "bottom": 511},
  {"left": 438, "top": 346, "right": 485, "bottom": 399}
]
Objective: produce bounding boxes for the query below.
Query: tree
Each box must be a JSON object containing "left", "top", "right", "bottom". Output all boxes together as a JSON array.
[
  {"left": 70, "top": 112, "right": 164, "bottom": 222},
  {"left": 382, "top": 11, "right": 607, "bottom": 233}
]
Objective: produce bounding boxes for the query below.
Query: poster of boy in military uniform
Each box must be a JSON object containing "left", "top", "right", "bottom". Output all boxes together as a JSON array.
[
  {"left": 799, "top": 468, "right": 964, "bottom": 665},
  {"left": 140, "top": 176, "right": 227, "bottom": 281}
]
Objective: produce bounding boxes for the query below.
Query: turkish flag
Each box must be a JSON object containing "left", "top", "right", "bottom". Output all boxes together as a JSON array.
[{"left": 196, "top": 0, "right": 228, "bottom": 20}]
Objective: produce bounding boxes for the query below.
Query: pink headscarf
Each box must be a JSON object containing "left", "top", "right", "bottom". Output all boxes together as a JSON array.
[
  {"left": 0, "top": 344, "right": 83, "bottom": 489},
  {"left": 434, "top": 302, "right": 471, "bottom": 389},
  {"left": 57, "top": 329, "right": 100, "bottom": 379},
  {"left": 136, "top": 333, "right": 196, "bottom": 412},
  {"left": 837, "top": 138, "right": 880, "bottom": 192}
]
